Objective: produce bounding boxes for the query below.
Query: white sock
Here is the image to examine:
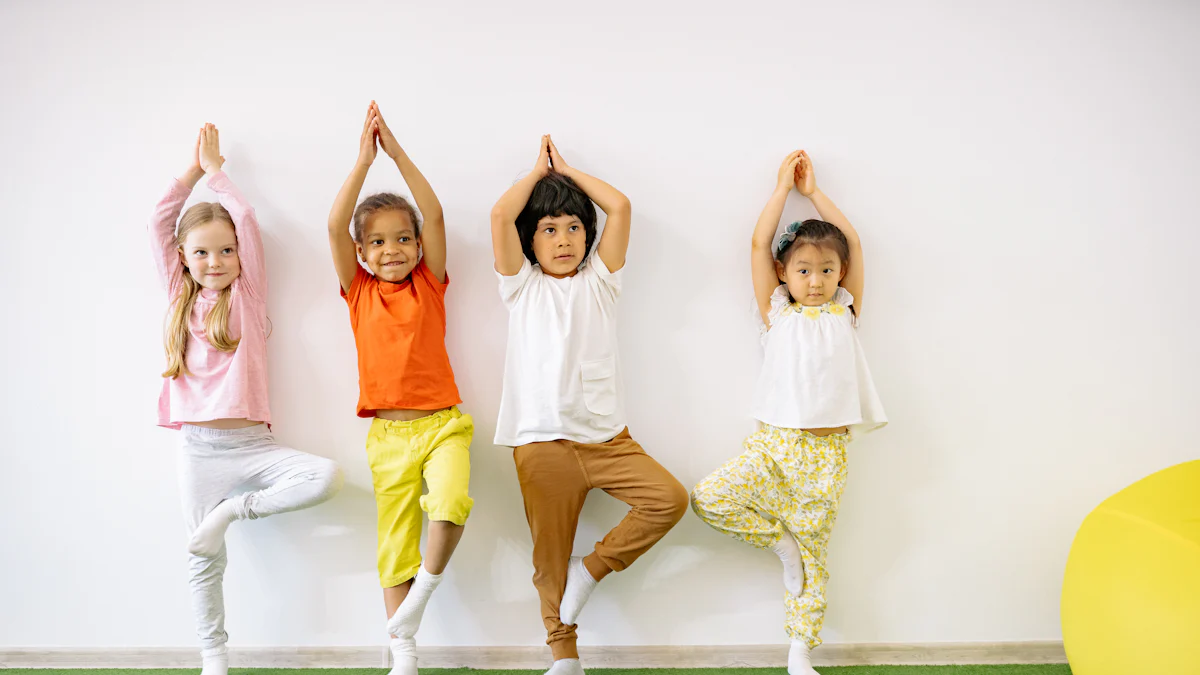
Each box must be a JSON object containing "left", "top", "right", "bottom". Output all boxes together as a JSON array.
[
  {"left": 545, "top": 657, "right": 586, "bottom": 675},
  {"left": 188, "top": 498, "right": 241, "bottom": 557},
  {"left": 788, "top": 639, "right": 819, "bottom": 675},
  {"left": 388, "top": 636, "right": 417, "bottom": 675},
  {"left": 558, "top": 556, "right": 600, "bottom": 626},
  {"left": 200, "top": 651, "right": 229, "bottom": 675},
  {"left": 386, "top": 564, "right": 443, "bottom": 638},
  {"left": 772, "top": 531, "right": 803, "bottom": 597}
]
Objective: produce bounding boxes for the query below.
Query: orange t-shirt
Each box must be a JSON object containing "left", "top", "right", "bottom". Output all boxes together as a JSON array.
[{"left": 342, "top": 260, "right": 462, "bottom": 417}]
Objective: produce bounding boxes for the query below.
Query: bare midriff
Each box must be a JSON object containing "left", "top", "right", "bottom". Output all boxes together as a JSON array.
[
  {"left": 376, "top": 407, "right": 452, "bottom": 422},
  {"left": 186, "top": 418, "right": 261, "bottom": 430},
  {"left": 802, "top": 426, "right": 848, "bottom": 436}
]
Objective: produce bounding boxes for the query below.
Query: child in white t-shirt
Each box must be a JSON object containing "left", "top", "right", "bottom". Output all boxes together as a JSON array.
[
  {"left": 691, "top": 150, "right": 886, "bottom": 675},
  {"left": 490, "top": 135, "right": 688, "bottom": 675}
]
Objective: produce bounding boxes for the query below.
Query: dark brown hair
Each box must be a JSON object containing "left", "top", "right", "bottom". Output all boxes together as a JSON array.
[{"left": 352, "top": 192, "right": 421, "bottom": 243}]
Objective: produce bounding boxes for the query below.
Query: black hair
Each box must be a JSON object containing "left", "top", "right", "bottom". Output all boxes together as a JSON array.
[
  {"left": 515, "top": 171, "right": 597, "bottom": 264},
  {"left": 775, "top": 219, "right": 850, "bottom": 269}
]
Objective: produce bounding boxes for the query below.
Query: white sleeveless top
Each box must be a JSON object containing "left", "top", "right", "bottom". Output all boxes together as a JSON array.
[{"left": 752, "top": 285, "right": 887, "bottom": 435}]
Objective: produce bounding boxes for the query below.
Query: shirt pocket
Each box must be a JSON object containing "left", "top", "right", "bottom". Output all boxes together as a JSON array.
[{"left": 580, "top": 356, "right": 617, "bottom": 416}]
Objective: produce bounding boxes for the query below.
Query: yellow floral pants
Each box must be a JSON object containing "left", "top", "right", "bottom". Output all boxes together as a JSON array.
[{"left": 690, "top": 424, "right": 848, "bottom": 648}]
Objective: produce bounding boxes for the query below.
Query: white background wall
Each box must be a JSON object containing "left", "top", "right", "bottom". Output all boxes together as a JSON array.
[{"left": 2, "top": 0, "right": 1197, "bottom": 653}]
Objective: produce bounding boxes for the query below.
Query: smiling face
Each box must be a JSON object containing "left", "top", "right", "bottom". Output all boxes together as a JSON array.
[
  {"left": 530, "top": 213, "right": 587, "bottom": 277},
  {"left": 178, "top": 219, "right": 241, "bottom": 291},
  {"left": 776, "top": 243, "right": 845, "bottom": 305},
  {"left": 356, "top": 209, "right": 421, "bottom": 283}
]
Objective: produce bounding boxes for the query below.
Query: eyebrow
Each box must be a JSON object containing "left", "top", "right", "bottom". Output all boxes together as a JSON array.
[
  {"left": 795, "top": 259, "right": 836, "bottom": 266},
  {"left": 366, "top": 230, "right": 416, "bottom": 239}
]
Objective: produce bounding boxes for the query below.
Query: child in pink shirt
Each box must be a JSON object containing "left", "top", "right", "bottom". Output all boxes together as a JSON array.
[{"left": 149, "top": 124, "right": 342, "bottom": 675}]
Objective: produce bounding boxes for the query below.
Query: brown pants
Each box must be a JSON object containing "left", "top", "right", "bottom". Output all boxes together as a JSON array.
[{"left": 514, "top": 428, "right": 688, "bottom": 660}]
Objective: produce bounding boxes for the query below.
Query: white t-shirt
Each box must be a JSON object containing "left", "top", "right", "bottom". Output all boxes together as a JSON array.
[
  {"left": 752, "top": 285, "right": 887, "bottom": 435},
  {"left": 494, "top": 254, "right": 626, "bottom": 447}
]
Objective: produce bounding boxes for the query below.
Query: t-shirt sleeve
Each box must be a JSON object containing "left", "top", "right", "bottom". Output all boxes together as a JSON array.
[
  {"left": 497, "top": 257, "right": 535, "bottom": 307},
  {"left": 413, "top": 258, "right": 449, "bottom": 296},
  {"left": 584, "top": 251, "right": 622, "bottom": 303},
  {"left": 341, "top": 265, "right": 372, "bottom": 307}
]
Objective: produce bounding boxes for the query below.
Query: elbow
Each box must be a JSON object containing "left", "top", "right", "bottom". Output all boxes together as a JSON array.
[
  {"left": 490, "top": 205, "right": 511, "bottom": 229},
  {"left": 327, "top": 219, "right": 351, "bottom": 237},
  {"left": 611, "top": 196, "right": 632, "bottom": 218}
]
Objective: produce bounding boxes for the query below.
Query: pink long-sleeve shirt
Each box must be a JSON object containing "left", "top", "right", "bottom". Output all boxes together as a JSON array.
[{"left": 149, "top": 171, "right": 271, "bottom": 429}]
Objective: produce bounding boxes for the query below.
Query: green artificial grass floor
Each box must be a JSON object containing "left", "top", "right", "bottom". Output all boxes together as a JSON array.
[{"left": 0, "top": 662, "right": 1075, "bottom": 667}]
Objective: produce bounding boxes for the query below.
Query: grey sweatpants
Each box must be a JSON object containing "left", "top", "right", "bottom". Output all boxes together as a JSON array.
[{"left": 178, "top": 424, "right": 343, "bottom": 655}]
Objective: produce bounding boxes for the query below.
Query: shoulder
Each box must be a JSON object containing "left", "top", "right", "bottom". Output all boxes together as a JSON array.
[
  {"left": 413, "top": 259, "right": 448, "bottom": 294},
  {"left": 834, "top": 286, "right": 854, "bottom": 307}
]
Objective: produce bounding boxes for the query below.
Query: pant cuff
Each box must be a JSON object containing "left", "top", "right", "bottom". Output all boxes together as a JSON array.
[
  {"left": 550, "top": 636, "right": 579, "bottom": 660},
  {"left": 426, "top": 510, "right": 470, "bottom": 526},
  {"left": 583, "top": 551, "right": 612, "bottom": 579}
]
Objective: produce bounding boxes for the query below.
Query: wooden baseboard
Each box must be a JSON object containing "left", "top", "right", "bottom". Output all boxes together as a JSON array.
[{"left": 0, "top": 641, "right": 1067, "bottom": 668}]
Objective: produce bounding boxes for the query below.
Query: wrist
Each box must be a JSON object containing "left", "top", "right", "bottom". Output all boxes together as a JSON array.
[
  {"left": 180, "top": 167, "right": 204, "bottom": 185},
  {"left": 773, "top": 184, "right": 792, "bottom": 197}
]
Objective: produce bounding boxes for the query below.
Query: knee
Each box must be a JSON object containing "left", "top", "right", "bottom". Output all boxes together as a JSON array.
[
  {"left": 318, "top": 459, "right": 344, "bottom": 498},
  {"left": 690, "top": 481, "right": 713, "bottom": 513},
  {"left": 661, "top": 478, "right": 689, "bottom": 525},
  {"left": 421, "top": 483, "right": 473, "bottom": 526}
]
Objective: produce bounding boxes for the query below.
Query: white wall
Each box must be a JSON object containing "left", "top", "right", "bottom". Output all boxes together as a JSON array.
[{"left": 2, "top": 0, "right": 1198, "bottom": 652}]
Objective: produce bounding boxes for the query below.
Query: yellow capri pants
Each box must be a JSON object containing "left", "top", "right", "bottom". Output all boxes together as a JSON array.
[{"left": 365, "top": 407, "right": 474, "bottom": 587}]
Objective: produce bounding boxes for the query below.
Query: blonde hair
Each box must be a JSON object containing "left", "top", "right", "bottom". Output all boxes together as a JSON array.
[{"left": 162, "top": 203, "right": 240, "bottom": 379}]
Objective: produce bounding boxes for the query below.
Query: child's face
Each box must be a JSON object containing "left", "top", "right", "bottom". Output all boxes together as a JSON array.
[
  {"left": 357, "top": 210, "right": 420, "bottom": 283},
  {"left": 776, "top": 243, "right": 845, "bottom": 306},
  {"left": 532, "top": 214, "right": 586, "bottom": 278},
  {"left": 178, "top": 220, "right": 241, "bottom": 292}
]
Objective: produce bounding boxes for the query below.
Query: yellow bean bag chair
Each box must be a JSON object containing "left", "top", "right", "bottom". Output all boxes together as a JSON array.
[{"left": 1062, "top": 459, "right": 1200, "bottom": 675}]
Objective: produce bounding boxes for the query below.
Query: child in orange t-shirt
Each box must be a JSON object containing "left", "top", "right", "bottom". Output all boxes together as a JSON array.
[{"left": 327, "top": 102, "right": 472, "bottom": 675}]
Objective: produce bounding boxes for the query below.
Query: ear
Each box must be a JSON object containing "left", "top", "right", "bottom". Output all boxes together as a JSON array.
[
  {"left": 177, "top": 246, "right": 187, "bottom": 268},
  {"left": 355, "top": 242, "right": 365, "bottom": 262},
  {"left": 839, "top": 261, "right": 848, "bottom": 282},
  {"left": 775, "top": 258, "right": 787, "bottom": 283}
]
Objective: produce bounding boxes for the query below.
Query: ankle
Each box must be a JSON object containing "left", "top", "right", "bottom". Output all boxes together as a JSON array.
[{"left": 582, "top": 553, "right": 610, "bottom": 581}]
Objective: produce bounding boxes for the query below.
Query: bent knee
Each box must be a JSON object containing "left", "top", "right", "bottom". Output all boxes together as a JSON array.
[
  {"left": 318, "top": 459, "right": 344, "bottom": 496},
  {"left": 421, "top": 486, "right": 473, "bottom": 526},
  {"left": 660, "top": 478, "right": 690, "bottom": 524}
]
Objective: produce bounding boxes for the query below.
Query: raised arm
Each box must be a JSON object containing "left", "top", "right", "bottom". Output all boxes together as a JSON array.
[
  {"left": 328, "top": 104, "right": 377, "bottom": 293},
  {"left": 546, "top": 137, "right": 631, "bottom": 272},
  {"left": 149, "top": 129, "right": 205, "bottom": 294},
  {"left": 373, "top": 102, "right": 447, "bottom": 282},
  {"left": 491, "top": 135, "right": 551, "bottom": 275},
  {"left": 795, "top": 150, "right": 865, "bottom": 315},
  {"left": 198, "top": 124, "right": 267, "bottom": 299},
  {"left": 754, "top": 150, "right": 804, "bottom": 326}
]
